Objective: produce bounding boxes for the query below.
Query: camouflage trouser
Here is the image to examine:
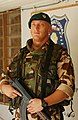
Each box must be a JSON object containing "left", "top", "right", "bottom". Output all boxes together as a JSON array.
[
  {"left": 14, "top": 108, "right": 64, "bottom": 120},
  {"left": 28, "top": 112, "right": 64, "bottom": 120}
]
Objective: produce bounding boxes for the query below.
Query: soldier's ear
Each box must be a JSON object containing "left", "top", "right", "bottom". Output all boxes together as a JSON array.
[
  {"left": 48, "top": 29, "right": 52, "bottom": 36},
  {"left": 48, "top": 25, "right": 52, "bottom": 35}
]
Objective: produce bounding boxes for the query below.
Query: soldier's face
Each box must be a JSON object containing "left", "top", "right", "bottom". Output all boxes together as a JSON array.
[{"left": 30, "top": 20, "right": 52, "bottom": 48}]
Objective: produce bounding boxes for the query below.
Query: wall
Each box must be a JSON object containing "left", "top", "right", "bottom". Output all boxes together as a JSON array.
[{"left": 21, "top": 1, "right": 78, "bottom": 120}]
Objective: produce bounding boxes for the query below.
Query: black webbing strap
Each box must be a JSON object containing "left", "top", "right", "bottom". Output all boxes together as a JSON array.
[{"left": 40, "top": 39, "right": 54, "bottom": 99}]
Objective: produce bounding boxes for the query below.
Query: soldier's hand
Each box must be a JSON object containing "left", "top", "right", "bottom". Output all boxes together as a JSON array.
[
  {"left": 2, "top": 84, "right": 21, "bottom": 99},
  {"left": 27, "top": 98, "right": 43, "bottom": 114}
]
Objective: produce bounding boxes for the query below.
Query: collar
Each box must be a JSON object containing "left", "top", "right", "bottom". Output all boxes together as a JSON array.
[{"left": 26, "top": 38, "right": 50, "bottom": 52}]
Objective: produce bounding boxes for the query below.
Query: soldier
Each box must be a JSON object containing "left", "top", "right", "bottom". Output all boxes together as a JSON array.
[{"left": 0, "top": 12, "right": 75, "bottom": 120}]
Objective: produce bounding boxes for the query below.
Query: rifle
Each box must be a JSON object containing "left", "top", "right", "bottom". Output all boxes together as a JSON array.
[
  {"left": 11, "top": 78, "right": 52, "bottom": 120},
  {"left": 0, "top": 67, "right": 51, "bottom": 120}
]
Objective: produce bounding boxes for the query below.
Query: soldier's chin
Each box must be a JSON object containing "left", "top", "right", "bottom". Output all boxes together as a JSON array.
[
  {"left": 33, "top": 41, "right": 42, "bottom": 49},
  {"left": 33, "top": 38, "right": 42, "bottom": 44}
]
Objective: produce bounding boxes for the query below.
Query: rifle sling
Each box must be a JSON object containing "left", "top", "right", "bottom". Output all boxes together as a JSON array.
[{"left": 41, "top": 39, "right": 54, "bottom": 99}]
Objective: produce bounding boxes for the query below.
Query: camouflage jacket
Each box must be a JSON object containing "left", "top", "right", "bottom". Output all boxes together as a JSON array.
[{"left": 8, "top": 38, "right": 75, "bottom": 119}]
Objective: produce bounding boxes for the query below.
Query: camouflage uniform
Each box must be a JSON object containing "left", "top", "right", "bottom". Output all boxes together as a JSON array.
[{"left": 8, "top": 39, "right": 75, "bottom": 120}]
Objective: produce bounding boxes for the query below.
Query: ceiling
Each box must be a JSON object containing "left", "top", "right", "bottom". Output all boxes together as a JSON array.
[
  {"left": 0, "top": 0, "right": 30, "bottom": 12},
  {"left": 0, "top": 0, "right": 54, "bottom": 12},
  {"left": 0, "top": 0, "right": 76, "bottom": 12}
]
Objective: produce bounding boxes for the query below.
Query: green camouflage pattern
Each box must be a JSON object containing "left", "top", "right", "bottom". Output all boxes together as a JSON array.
[{"left": 7, "top": 39, "right": 75, "bottom": 120}]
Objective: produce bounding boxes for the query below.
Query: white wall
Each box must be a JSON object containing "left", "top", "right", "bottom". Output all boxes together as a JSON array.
[{"left": 21, "top": 2, "right": 78, "bottom": 120}]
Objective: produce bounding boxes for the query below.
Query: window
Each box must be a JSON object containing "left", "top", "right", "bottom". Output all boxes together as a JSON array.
[{"left": 0, "top": 8, "right": 21, "bottom": 103}]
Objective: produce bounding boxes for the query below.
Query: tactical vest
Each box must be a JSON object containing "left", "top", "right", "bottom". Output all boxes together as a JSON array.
[{"left": 20, "top": 40, "right": 63, "bottom": 98}]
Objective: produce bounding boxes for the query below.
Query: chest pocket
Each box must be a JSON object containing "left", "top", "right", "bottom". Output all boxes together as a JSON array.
[{"left": 23, "top": 58, "right": 39, "bottom": 93}]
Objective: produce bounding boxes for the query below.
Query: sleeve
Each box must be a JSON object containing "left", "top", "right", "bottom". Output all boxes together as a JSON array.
[
  {"left": 7, "top": 51, "right": 22, "bottom": 79},
  {"left": 57, "top": 50, "right": 75, "bottom": 99}
]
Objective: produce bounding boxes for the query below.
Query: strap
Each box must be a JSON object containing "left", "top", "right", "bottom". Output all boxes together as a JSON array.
[{"left": 40, "top": 39, "right": 54, "bottom": 99}]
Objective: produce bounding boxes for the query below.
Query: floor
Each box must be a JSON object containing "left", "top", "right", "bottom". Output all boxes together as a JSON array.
[{"left": 0, "top": 104, "right": 14, "bottom": 120}]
